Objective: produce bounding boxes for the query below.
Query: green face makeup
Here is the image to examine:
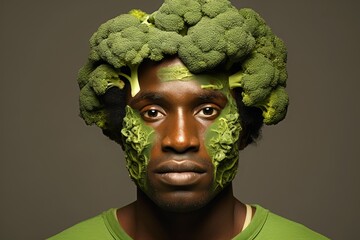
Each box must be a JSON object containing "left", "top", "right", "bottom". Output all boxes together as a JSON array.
[
  {"left": 121, "top": 106, "right": 154, "bottom": 189},
  {"left": 157, "top": 65, "right": 194, "bottom": 82},
  {"left": 205, "top": 90, "right": 242, "bottom": 189},
  {"left": 157, "top": 65, "right": 225, "bottom": 89}
]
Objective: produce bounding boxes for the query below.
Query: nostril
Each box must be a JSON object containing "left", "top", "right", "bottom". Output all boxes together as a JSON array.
[
  {"left": 161, "top": 135, "right": 200, "bottom": 153},
  {"left": 162, "top": 144, "right": 199, "bottom": 153}
]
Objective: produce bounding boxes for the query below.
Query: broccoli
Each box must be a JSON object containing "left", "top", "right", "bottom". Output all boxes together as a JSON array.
[
  {"left": 88, "top": 11, "right": 182, "bottom": 97},
  {"left": 89, "top": 14, "right": 149, "bottom": 97},
  {"left": 78, "top": 0, "right": 289, "bottom": 130},
  {"left": 78, "top": 83, "right": 106, "bottom": 127},
  {"left": 89, "top": 64, "right": 125, "bottom": 95},
  {"left": 258, "top": 86, "right": 289, "bottom": 125},
  {"left": 228, "top": 8, "right": 288, "bottom": 124},
  {"left": 206, "top": 90, "right": 242, "bottom": 188},
  {"left": 150, "top": 0, "right": 203, "bottom": 33},
  {"left": 121, "top": 106, "right": 154, "bottom": 187}
]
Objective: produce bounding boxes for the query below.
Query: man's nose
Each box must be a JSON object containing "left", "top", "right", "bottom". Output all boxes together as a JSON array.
[{"left": 161, "top": 111, "right": 200, "bottom": 153}]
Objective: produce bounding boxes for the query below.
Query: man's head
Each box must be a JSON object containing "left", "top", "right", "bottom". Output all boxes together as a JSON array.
[
  {"left": 118, "top": 57, "right": 244, "bottom": 211},
  {"left": 77, "top": 0, "right": 288, "bottom": 211}
]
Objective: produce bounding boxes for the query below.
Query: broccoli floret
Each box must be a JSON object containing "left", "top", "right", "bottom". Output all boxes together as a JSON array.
[
  {"left": 229, "top": 53, "right": 275, "bottom": 106},
  {"left": 89, "top": 64, "right": 125, "bottom": 95},
  {"left": 258, "top": 87, "right": 289, "bottom": 125},
  {"left": 78, "top": 83, "right": 106, "bottom": 128},
  {"left": 78, "top": 0, "right": 289, "bottom": 128},
  {"left": 78, "top": 62, "right": 125, "bottom": 129},
  {"left": 78, "top": 60, "right": 96, "bottom": 89},
  {"left": 201, "top": 0, "right": 233, "bottom": 18},
  {"left": 77, "top": 62, "right": 106, "bottom": 128},
  {"left": 147, "top": 27, "right": 182, "bottom": 61},
  {"left": 89, "top": 14, "right": 140, "bottom": 48},
  {"left": 178, "top": 6, "right": 256, "bottom": 73},
  {"left": 151, "top": 0, "right": 202, "bottom": 33}
]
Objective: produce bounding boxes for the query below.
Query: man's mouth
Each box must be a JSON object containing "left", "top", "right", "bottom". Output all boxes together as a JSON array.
[{"left": 154, "top": 160, "right": 206, "bottom": 186}]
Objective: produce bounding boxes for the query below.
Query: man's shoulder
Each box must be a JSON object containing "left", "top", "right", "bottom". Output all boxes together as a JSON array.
[
  {"left": 255, "top": 205, "right": 329, "bottom": 240},
  {"left": 47, "top": 209, "right": 115, "bottom": 240}
]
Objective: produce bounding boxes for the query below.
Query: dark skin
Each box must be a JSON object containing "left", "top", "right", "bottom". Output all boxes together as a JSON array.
[{"left": 117, "top": 57, "right": 254, "bottom": 240}]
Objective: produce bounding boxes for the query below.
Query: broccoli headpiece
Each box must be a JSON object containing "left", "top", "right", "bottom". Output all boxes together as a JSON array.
[{"left": 78, "top": 0, "right": 289, "bottom": 129}]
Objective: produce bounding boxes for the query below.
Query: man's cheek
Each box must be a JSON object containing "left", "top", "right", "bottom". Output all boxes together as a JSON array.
[
  {"left": 121, "top": 105, "right": 155, "bottom": 189},
  {"left": 205, "top": 94, "right": 242, "bottom": 190}
]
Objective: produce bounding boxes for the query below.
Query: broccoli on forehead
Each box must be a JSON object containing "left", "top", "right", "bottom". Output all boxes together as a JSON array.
[{"left": 78, "top": 0, "right": 289, "bottom": 130}]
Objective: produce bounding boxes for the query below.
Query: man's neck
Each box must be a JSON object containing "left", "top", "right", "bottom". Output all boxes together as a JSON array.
[{"left": 117, "top": 185, "right": 247, "bottom": 240}]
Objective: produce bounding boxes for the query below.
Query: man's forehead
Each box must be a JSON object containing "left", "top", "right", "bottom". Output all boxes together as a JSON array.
[
  {"left": 139, "top": 57, "right": 229, "bottom": 90},
  {"left": 157, "top": 65, "right": 195, "bottom": 82},
  {"left": 156, "top": 64, "right": 228, "bottom": 87}
]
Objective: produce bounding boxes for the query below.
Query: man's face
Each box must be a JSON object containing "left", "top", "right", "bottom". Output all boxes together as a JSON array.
[{"left": 122, "top": 58, "right": 242, "bottom": 212}]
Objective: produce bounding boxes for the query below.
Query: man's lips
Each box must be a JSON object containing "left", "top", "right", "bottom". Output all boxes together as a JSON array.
[
  {"left": 154, "top": 160, "right": 206, "bottom": 174},
  {"left": 153, "top": 160, "right": 206, "bottom": 186}
]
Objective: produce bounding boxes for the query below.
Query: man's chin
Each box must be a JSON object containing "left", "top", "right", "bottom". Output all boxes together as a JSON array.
[{"left": 149, "top": 191, "right": 216, "bottom": 213}]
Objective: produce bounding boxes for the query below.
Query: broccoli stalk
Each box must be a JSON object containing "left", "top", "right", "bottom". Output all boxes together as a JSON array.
[
  {"left": 118, "top": 65, "right": 140, "bottom": 97},
  {"left": 228, "top": 71, "right": 243, "bottom": 89}
]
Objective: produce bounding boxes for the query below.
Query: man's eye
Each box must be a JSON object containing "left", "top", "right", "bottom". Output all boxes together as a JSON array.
[
  {"left": 197, "top": 107, "right": 219, "bottom": 119},
  {"left": 142, "top": 109, "right": 165, "bottom": 120},
  {"left": 202, "top": 107, "right": 215, "bottom": 116}
]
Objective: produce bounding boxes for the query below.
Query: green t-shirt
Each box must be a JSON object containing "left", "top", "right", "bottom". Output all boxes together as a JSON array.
[{"left": 48, "top": 205, "right": 329, "bottom": 240}]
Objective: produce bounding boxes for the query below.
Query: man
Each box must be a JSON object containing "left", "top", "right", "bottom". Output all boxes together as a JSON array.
[{"left": 50, "top": 0, "right": 328, "bottom": 239}]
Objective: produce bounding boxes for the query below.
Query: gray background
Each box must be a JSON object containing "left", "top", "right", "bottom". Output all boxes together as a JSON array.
[{"left": 1, "top": 1, "right": 359, "bottom": 239}]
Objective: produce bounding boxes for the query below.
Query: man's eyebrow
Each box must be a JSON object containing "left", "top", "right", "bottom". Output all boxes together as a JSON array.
[
  {"left": 129, "top": 92, "right": 165, "bottom": 105},
  {"left": 197, "top": 91, "right": 226, "bottom": 101},
  {"left": 129, "top": 90, "right": 226, "bottom": 105}
]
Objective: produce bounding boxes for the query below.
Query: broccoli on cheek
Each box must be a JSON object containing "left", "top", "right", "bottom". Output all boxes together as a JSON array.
[
  {"left": 203, "top": 81, "right": 242, "bottom": 190},
  {"left": 121, "top": 106, "right": 155, "bottom": 189}
]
